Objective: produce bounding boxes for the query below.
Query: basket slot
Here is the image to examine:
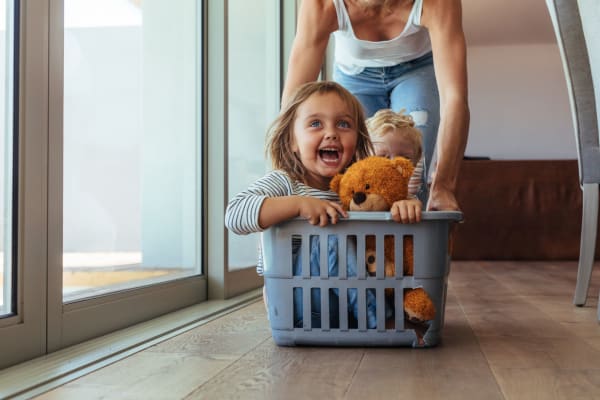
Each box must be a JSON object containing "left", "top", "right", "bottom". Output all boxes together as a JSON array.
[
  {"left": 404, "top": 235, "right": 414, "bottom": 276},
  {"left": 293, "top": 287, "right": 301, "bottom": 328}
]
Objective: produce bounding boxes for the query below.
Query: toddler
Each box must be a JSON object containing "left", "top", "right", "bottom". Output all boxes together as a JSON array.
[{"left": 367, "top": 109, "right": 425, "bottom": 203}]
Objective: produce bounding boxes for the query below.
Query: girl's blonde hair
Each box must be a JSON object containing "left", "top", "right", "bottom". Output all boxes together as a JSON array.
[
  {"left": 267, "top": 81, "right": 373, "bottom": 183},
  {"left": 366, "top": 109, "right": 423, "bottom": 165}
]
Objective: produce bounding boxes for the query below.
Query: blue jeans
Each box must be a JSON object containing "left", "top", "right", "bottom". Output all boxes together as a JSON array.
[
  {"left": 333, "top": 52, "right": 439, "bottom": 204},
  {"left": 292, "top": 236, "right": 391, "bottom": 329}
]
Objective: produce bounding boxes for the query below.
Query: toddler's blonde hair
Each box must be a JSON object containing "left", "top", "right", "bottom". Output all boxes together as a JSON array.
[{"left": 366, "top": 109, "right": 423, "bottom": 165}]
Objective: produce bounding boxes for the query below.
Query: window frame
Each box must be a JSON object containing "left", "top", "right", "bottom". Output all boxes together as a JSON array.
[{"left": 0, "top": 0, "right": 298, "bottom": 370}]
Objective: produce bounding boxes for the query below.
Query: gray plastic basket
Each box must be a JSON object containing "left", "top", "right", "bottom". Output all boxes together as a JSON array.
[{"left": 262, "top": 211, "right": 463, "bottom": 348}]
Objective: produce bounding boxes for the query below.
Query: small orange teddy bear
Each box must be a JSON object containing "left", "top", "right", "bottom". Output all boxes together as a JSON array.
[{"left": 330, "top": 156, "right": 436, "bottom": 325}]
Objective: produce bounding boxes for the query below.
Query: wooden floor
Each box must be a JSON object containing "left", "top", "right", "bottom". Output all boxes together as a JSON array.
[{"left": 35, "top": 261, "right": 600, "bottom": 400}]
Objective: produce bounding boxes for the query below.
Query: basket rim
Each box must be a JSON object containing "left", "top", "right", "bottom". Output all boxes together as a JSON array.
[{"left": 289, "top": 211, "right": 463, "bottom": 222}]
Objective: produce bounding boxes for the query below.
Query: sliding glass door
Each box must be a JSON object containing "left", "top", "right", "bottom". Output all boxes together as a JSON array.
[
  {"left": 0, "top": 0, "right": 293, "bottom": 369},
  {"left": 61, "top": 0, "right": 201, "bottom": 301},
  {"left": 0, "top": 0, "right": 47, "bottom": 369},
  {"left": 46, "top": 0, "right": 206, "bottom": 350}
]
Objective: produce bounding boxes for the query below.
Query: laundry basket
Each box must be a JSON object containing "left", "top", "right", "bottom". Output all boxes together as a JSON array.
[{"left": 261, "top": 211, "right": 463, "bottom": 347}]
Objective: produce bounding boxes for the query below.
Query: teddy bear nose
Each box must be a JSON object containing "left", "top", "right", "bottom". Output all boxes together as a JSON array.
[
  {"left": 353, "top": 192, "right": 366, "bottom": 205},
  {"left": 367, "top": 255, "right": 375, "bottom": 265}
]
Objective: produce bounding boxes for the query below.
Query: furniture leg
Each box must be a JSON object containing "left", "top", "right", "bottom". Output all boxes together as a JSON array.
[{"left": 574, "top": 183, "right": 599, "bottom": 306}]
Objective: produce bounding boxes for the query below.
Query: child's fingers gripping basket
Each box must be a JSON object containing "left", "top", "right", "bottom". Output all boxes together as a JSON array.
[{"left": 261, "top": 211, "right": 463, "bottom": 347}]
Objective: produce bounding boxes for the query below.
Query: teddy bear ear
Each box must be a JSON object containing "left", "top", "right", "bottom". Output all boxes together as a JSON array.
[
  {"left": 391, "top": 157, "right": 414, "bottom": 179},
  {"left": 330, "top": 173, "right": 343, "bottom": 193}
]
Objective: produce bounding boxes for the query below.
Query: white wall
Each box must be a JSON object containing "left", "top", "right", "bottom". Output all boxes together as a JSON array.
[{"left": 465, "top": 43, "right": 576, "bottom": 159}]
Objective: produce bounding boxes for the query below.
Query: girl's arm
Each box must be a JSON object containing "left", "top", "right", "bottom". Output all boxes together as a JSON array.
[
  {"left": 281, "top": 0, "right": 338, "bottom": 105},
  {"left": 259, "top": 196, "right": 347, "bottom": 229},
  {"left": 421, "top": 0, "right": 470, "bottom": 212},
  {"left": 225, "top": 171, "right": 347, "bottom": 235}
]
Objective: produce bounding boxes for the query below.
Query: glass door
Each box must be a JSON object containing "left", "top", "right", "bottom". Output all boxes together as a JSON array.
[
  {"left": 47, "top": 0, "right": 206, "bottom": 350},
  {"left": 0, "top": 0, "right": 48, "bottom": 369},
  {"left": 61, "top": 0, "right": 201, "bottom": 301},
  {"left": 222, "top": 0, "right": 279, "bottom": 295}
]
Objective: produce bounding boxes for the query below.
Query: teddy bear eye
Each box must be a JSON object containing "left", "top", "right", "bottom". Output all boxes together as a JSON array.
[{"left": 365, "top": 184, "right": 370, "bottom": 190}]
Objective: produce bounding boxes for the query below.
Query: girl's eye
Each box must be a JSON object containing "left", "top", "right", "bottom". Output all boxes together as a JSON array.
[
  {"left": 337, "top": 120, "right": 351, "bottom": 128},
  {"left": 309, "top": 120, "right": 322, "bottom": 128}
]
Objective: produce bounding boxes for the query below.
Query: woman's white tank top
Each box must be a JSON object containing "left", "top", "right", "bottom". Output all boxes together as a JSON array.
[{"left": 333, "top": 0, "right": 432, "bottom": 74}]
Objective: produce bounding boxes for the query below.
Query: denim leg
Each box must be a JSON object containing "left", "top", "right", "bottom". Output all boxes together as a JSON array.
[
  {"left": 345, "top": 237, "right": 377, "bottom": 329},
  {"left": 293, "top": 235, "right": 341, "bottom": 328},
  {"left": 333, "top": 65, "right": 389, "bottom": 118},
  {"left": 389, "top": 61, "right": 440, "bottom": 204},
  {"left": 352, "top": 94, "right": 389, "bottom": 118}
]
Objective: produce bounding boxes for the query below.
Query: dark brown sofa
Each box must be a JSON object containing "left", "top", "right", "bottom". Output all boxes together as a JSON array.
[{"left": 452, "top": 159, "right": 600, "bottom": 260}]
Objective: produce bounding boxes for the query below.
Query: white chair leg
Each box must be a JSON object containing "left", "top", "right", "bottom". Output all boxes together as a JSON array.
[{"left": 573, "top": 183, "right": 599, "bottom": 306}]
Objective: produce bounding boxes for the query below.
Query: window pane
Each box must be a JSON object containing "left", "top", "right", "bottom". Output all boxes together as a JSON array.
[
  {"left": 63, "top": 0, "right": 201, "bottom": 300},
  {"left": 227, "top": 0, "right": 278, "bottom": 270},
  {"left": 1, "top": 0, "right": 16, "bottom": 317}
]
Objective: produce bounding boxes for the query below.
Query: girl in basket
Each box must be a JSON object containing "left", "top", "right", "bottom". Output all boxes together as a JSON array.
[
  {"left": 367, "top": 108, "right": 426, "bottom": 201},
  {"left": 225, "top": 81, "right": 418, "bottom": 328}
]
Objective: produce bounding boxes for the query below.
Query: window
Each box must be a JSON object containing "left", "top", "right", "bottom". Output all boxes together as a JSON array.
[
  {"left": 0, "top": 0, "right": 296, "bottom": 371},
  {"left": 62, "top": 0, "right": 202, "bottom": 301},
  {"left": 227, "top": 0, "right": 279, "bottom": 270}
]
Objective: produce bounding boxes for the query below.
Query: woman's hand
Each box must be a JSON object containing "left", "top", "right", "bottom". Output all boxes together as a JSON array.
[
  {"left": 390, "top": 198, "right": 422, "bottom": 224},
  {"left": 427, "top": 186, "right": 460, "bottom": 211},
  {"left": 298, "top": 197, "right": 348, "bottom": 226}
]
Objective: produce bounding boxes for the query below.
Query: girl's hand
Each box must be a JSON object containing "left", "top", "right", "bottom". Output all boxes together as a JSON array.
[
  {"left": 298, "top": 197, "right": 348, "bottom": 226},
  {"left": 390, "top": 198, "right": 422, "bottom": 224}
]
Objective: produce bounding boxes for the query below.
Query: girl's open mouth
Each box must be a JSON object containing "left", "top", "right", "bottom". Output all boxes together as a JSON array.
[{"left": 319, "top": 148, "right": 341, "bottom": 166}]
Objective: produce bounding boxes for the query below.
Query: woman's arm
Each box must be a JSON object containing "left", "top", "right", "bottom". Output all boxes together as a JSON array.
[
  {"left": 422, "top": 0, "right": 470, "bottom": 211},
  {"left": 281, "top": 0, "right": 338, "bottom": 105}
]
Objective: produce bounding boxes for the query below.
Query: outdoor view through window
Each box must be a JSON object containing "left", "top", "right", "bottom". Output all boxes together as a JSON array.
[{"left": 63, "top": 0, "right": 201, "bottom": 300}]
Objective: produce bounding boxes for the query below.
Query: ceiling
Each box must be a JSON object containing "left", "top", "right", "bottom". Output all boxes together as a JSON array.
[{"left": 462, "top": 0, "right": 557, "bottom": 46}]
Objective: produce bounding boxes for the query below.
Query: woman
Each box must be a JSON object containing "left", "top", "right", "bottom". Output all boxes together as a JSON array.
[{"left": 282, "top": 0, "right": 469, "bottom": 211}]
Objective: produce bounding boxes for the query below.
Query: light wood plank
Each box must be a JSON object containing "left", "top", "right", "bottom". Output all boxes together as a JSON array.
[
  {"left": 33, "top": 262, "right": 600, "bottom": 400},
  {"left": 492, "top": 368, "right": 600, "bottom": 400},
  {"left": 186, "top": 341, "right": 364, "bottom": 399}
]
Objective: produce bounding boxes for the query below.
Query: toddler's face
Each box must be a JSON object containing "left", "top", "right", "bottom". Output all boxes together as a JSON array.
[
  {"left": 373, "top": 129, "right": 418, "bottom": 165},
  {"left": 292, "top": 92, "right": 358, "bottom": 190}
]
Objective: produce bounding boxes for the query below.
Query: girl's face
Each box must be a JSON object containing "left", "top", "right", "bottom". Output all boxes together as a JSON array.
[
  {"left": 292, "top": 92, "right": 358, "bottom": 190},
  {"left": 373, "top": 129, "right": 418, "bottom": 165}
]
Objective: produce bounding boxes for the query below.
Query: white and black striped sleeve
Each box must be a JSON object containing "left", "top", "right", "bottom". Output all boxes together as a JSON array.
[{"left": 225, "top": 170, "right": 295, "bottom": 235}]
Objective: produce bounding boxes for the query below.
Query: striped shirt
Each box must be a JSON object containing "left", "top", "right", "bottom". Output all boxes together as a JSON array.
[
  {"left": 408, "top": 157, "right": 424, "bottom": 198},
  {"left": 225, "top": 170, "right": 340, "bottom": 275},
  {"left": 225, "top": 170, "right": 340, "bottom": 235}
]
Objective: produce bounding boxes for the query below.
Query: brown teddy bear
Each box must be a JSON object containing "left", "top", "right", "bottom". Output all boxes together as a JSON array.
[{"left": 330, "top": 156, "right": 436, "bottom": 325}]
